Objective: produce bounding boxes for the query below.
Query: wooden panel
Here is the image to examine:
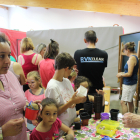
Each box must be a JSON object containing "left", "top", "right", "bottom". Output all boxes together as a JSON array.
[
  {"left": 1, "top": 0, "right": 140, "bottom": 17},
  {"left": 103, "top": 86, "right": 111, "bottom": 113}
]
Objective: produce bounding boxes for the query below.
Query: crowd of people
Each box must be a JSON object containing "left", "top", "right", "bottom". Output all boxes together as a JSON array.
[{"left": 0, "top": 30, "right": 139, "bottom": 140}]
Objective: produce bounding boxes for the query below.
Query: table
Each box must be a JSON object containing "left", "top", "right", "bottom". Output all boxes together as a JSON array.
[{"left": 60, "top": 114, "right": 140, "bottom": 140}]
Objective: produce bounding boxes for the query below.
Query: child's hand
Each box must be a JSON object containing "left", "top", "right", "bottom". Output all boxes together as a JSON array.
[
  {"left": 71, "top": 91, "right": 86, "bottom": 104},
  {"left": 69, "top": 104, "right": 76, "bottom": 108},
  {"left": 33, "top": 100, "right": 42, "bottom": 111},
  {"left": 32, "top": 120, "right": 38, "bottom": 126},
  {"left": 96, "top": 89, "right": 104, "bottom": 96}
]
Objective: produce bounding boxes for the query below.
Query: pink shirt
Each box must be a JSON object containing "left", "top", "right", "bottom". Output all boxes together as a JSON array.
[
  {"left": 39, "top": 58, "right": 55, "bottom": 88},
  {"left": 30, "top": 118, "right": 62, "bottom": 140},
  {"left": 0, "top": 71, "right": 27, "bottom": 140},
  {"left": 25, "top": 89, "right": 45, "bottom": 102}
]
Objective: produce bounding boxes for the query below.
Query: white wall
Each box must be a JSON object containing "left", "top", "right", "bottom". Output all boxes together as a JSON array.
[
  {"left": 8, "top": 7, "right": 140, "bottom": 34},
  {"left": 0, "top": 8, "right": 9, "bottom": 29}
]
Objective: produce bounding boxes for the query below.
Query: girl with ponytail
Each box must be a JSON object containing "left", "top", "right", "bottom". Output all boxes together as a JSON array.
[{"left": 39, "top": 39, "right": 59, "bottom": 88}]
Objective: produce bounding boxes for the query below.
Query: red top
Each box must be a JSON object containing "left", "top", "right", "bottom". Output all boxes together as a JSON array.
[
  {"left": 39, "top": 58, "right": 55, "bottom": 88},
  {"left": 30, "top": 118, "right": 62, "bottom": 140},
  {"left": 21, "top": 53, "right": 38, "bottom": 78}
]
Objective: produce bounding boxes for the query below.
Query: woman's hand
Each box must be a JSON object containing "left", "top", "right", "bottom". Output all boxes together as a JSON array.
[
  {"left": 116, "top": 72, "right": 123, "bottom": 78},
  {"left": 2, "top": 118, "right": 24, "bottom": 138},
  {"left": 122, "top": 112, "right": 140, "bottom": 128}
]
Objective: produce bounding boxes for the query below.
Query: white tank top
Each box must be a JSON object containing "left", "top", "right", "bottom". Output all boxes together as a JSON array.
[{"left": 9, "top": 61, "right": 20, "bottom": 81}]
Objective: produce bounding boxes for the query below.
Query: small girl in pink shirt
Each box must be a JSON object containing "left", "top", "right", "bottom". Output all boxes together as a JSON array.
[
  {"left": 25, "top": 71, "right": 45, "bottom": 131},
  {"left": 30, "top": 98, "right": 74, "bottom": 140}
]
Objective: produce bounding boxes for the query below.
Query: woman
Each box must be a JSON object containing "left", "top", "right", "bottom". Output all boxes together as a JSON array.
[
  {"left": 9, "top": 61, "right": 26, "bottom": 85},
  {"left": 36, "top": 43, "right": 46, "bottom": 58},
  {"left": 39, "top": 39, "right": 59, "bottom": 88},
  {"left": 116, "top": 42, "right": 139, "bottom": 114},
  {"left": 0, "top": 34, "right": 27, "bottom": 140},
  {"left": 18, "top": 37, "right": 42, "bottom": 92}
]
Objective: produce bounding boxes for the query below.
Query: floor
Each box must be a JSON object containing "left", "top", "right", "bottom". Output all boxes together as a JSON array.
[{"left": 110, "top": 92, "right": 140, "bottom": 115}]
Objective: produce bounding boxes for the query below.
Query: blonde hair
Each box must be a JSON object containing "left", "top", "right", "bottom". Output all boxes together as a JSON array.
[
  {"left": 68, "top": 71, "right": 77, "bottom": 80},
  {"left": 27, "top": 71, "right": 44, "bottom": 88},
  {"left": 20, "top": 37, "right": 35, "bottom": 53}
]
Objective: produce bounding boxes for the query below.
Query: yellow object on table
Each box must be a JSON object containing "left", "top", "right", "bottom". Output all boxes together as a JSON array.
[
  {"left": 96, "top": 120, "right": 120, "bottom": 137},
  {"left": 103, "top": 86, "right": 111, "bottom": 113}
]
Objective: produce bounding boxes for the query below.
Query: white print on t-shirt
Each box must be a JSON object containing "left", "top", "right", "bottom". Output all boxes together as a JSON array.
[{"left": 80, "top": 57, "right": 104, "bottom": 63}]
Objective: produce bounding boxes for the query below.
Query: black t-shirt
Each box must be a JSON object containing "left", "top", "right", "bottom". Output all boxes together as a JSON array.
[{"left": 74, "top": 48, "right": 108, "bottom": 94}]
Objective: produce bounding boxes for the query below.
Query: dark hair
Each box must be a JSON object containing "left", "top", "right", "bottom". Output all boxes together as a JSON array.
[
  {"left": 85, "top": 30, "right": 97, "bottom": 44},
  {"left": 38, "top": 98, "right": 58, "bottom": 123},
  {"left": 124, "top": 42, "right": 135, "bottom": 52},
  {"left": 54, "top": 52, "right": 76, "bottom": 70},
  {"left": 74, "top": 76, "right": 92, "bottom": 91},
  {"left": 44, "top": 39, "right": 59, "bottom": 59},
  {"left": 0, "top": 33, "right": 9, "bottom": 44}
]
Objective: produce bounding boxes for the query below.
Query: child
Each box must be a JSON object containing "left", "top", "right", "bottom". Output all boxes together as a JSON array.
[
  {"left": 30, "top": 98, "right": 74, "bottom": 140},
  {"left": 68, "top": 70, "right": 77, "bottom": 89},
  {"left": 25, "top": 71, "right": 45, "bottom": 130},
  {"left": 45, "top": 52, "right": 87, "bottom": 136},
  {"left": 74, "top": 76, "right": 105, "bottom": 112}
]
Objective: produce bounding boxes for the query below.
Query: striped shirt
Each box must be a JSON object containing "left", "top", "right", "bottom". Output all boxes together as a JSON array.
[{"left": 0, "top": 71, "right": 27, "bottom": 140}]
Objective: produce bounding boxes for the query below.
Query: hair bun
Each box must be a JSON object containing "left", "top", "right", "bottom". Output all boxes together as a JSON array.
[
  {"left": 130, "top": 42, "right": 135, "bottom": 47},
  {"left": 50, "top": 39, "right": 55, "bottom": 43}
]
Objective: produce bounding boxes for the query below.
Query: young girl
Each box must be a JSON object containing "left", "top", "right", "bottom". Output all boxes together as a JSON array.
[
  {"left": 25, "top": 71, "right": 45, "bottom": 130},
  {"left": 68, "top": 70, "right": 77, "bottom": 89},
  {"left": 30, "top": 98, "right": 74, "bottom": 140},
  {"left": 74, "top": 76, "right": 105, "bottom": 111}
]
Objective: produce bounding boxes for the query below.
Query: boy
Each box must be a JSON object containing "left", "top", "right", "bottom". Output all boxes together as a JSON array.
[{"left": 45, "top": 52, "right": 86, "bottom": 135}]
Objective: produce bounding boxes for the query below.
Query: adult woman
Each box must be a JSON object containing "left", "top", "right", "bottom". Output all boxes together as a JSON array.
[
  {"left": 0, "top": 34, "right": 27, "bottom": 140},
  {"left": 39, "top": 39, "right": 59, "bottom": 88},
  {"left": 36, "top": 43, "right": 46, "bottom": 58},
  {"left": 116, "top": 42, "right": 139, "bottom": 114},
  {"left": 9, "top": 61, "right": 26, "bottom": 85},
  {"left": 18, "top": 37, "right": 42, "bottom": 92}
]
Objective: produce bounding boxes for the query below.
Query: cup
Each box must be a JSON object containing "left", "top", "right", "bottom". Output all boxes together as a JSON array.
[
  {"left": 79, "top": 110, "right": 87, "bottom": 115},
  {"left": 84, "top": 102, "right": 93, "bottom": 115},
  {"left": 101, "top": 113, "right": 109, "bottom": 120},
  {"left": 94, "top": 112, "right": 101, "bottom": 120},
  {"left": 80, "top": 112, "right": 91, "bottom": 126},
  {"left": 94, "top": 94, "right": 103, "bottom": 113},
  {"left": 110, "top": 109, "right": 119, "bottom": 121},
  {"left": 74, "top": 121, "right": 81, "bottom": 130}
]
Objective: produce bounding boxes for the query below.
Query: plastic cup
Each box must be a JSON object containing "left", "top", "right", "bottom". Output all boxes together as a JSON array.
[
  {"left": 80, "top": 112, "right": 91, "bottom": 126},
  {"left": 74, "top": 122, "right": 81, "bottom": 129},
  {"left": 101, "top": 113, "right": 109, "bottom": 120},
  {"left": 25, "top": 107, "right": 39, "bottom": 120},
  {"left": 94, "top": 113, "right": 101, "bottom": 120},
  {"left": 110, "top": 109, "right": 119, "bottom": 121}
]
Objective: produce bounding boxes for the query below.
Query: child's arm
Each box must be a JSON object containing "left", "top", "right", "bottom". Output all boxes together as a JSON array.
[{"left": 60, "top": 123, "right": 74, "bottom": 138}]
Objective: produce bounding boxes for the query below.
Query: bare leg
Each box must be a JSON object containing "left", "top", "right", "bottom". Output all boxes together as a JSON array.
[
  {"left": 128, "top": 101, "right": 134, "bottom": 113},
  {"left": 121, "top": 100, "right": 128, "bottom": 115}
]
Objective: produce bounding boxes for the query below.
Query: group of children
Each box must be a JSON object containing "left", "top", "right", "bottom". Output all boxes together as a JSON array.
[{"left": 23, "top": 52, "right": 102, "bottom": 140}]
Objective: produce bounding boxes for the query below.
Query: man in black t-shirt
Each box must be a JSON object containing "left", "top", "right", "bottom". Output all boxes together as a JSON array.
[{"left": 74, "top": 30, "right": 108, "bottom": 95}]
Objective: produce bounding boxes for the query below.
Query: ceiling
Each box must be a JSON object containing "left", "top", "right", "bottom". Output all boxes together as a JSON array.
[{"left": 0, "top": 0, "right": 140, "bottom": 17}]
